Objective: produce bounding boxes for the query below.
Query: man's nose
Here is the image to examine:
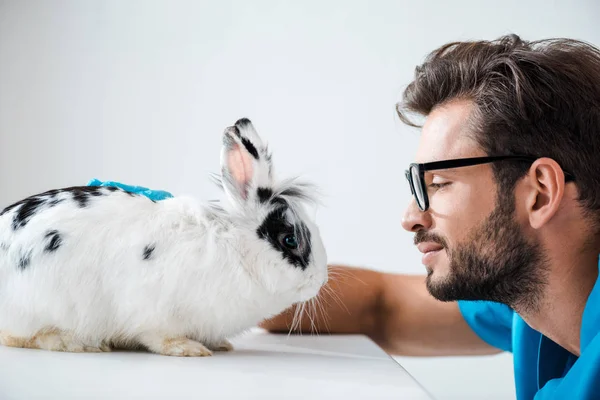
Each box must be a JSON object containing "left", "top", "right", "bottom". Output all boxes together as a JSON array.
[{"left": 401, "top": 198, "right": 432, "bottom": 233}]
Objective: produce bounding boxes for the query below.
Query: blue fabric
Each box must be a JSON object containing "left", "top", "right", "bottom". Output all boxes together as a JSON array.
[
  {"left": 458, "top": 259, "right": 600, "bottom": 399},
  {"left": 86, "top": 178, "right": 173, "bottom": 201},
  {"left": 458, "top": 300, "right": 514, "bottom": 352}
]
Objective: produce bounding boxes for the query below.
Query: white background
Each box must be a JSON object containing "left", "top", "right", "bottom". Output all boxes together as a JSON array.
[{"left": 1, "top": 1, "right": 599, "bottom": 399}]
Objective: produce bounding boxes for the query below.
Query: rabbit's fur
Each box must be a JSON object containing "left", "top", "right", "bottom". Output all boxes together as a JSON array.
[{"left": 0, "top": 118, "right": 327, "bottom": 356}]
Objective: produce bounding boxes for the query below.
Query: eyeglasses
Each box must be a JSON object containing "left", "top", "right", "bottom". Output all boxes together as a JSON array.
[{"left": 404, "top": 155, "right": 576, "bottom": 211}]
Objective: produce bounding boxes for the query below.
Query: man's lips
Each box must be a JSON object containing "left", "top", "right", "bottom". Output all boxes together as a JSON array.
[
  {"left": 417, "top": 242, "right": 445, "bottom": 266},
  {"left": 417, "top": 242, "right": 444, "bottom": 254}
]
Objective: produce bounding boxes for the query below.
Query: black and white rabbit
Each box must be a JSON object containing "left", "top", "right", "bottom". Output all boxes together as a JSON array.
[{"left": 0, "top": 118, "right": 327, "bottom": 356}]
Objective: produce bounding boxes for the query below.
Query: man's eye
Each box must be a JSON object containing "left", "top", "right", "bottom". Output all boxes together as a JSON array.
[{"left": 428, "top": 182, "right": 451, "bottom": 189}]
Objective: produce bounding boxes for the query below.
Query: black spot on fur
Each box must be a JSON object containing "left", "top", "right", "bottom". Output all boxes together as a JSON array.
[
  {"left": 257, "top": 187, "right": 273, "bottom": 203},
  {"left": 44, "top": 230, "right": 62, "bottom": 252},
  {"left": 72, "top": 190, "right": 90, "bottom": 208},
  {"left": 143, "top": 244, "right": 155, "bottom": 260},
  {"left": 271, "top": 196, "right": 289, "bottom": 207},
  {"left": 235, "top": 118, "right": 252, "bottom": 128},
  {"left": 270, "top": 196, "right": 288, "bottom": 207},
  {"left": 256, "top": 206, "right": 312, "bottom": 270},
  {"left": 18, "top": 250, "right": 32, "bottom": 270},
  {"left": 1, "top": 188, "right": 62, "bottom": 218},
  {"left": 87, "top": 188, "right": 104, "bottom": 197},
  {"left": 101, "top": 185, "right": 152, "bottom": 201},
  {"left": 3, "top": 189, "right": 62, "bottom": 229},
  {"left": 2, "top": 185, "right": 155, "bottom": 231},
  {"left": 0, "top": 202, "right": 20, "bottom": 217},
  {"left": 3, "top": 187, "right": 106, "bottom": 229},
  {"left": 0, "top": 242, "right": 8, "bottom": 252},
  {"left": 47, "top": 198, "right": 65, "bottom": 207},
  {"left": 2, "top": 189, "right": 62, "bottom": 229},
  {"left": 233, "top": 118, "right": 260, "bottom": 159},
  {"left": 11, "top": 197, "right": 46, "bottom": 230},
  {"left": 66, "top": 186, "right": 104, "bottom": 207},
  {"left": 241, "top": 137, "right": 259, "bottom": 160}
]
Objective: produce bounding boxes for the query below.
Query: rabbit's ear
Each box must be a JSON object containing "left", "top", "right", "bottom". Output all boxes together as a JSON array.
[{"left": 220, "top": 118, "right": 274, "bottom": 206}]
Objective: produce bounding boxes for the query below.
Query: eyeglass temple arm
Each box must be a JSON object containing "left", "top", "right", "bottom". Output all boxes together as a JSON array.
[{"left": 418, "top": 156, "right": 575, "bottom": 181}]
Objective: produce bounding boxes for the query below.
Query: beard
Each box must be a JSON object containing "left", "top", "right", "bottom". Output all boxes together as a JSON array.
[{"left": 416, "top": 192, "right": 549, "bottom": 313}]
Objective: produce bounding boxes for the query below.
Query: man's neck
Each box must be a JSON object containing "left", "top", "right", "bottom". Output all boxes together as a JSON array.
[{"left": 516, "top": 249, "right": 599, "bottom": 356}]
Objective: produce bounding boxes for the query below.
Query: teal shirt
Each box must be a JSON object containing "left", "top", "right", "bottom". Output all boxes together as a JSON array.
[{"left": 459, "top": 259, "right": 600, "bottom": 399}]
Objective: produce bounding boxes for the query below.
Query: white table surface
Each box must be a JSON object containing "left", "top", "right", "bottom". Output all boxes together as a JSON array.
[{"left": 0, "top": 328, "right": 433, "bottom": 400}]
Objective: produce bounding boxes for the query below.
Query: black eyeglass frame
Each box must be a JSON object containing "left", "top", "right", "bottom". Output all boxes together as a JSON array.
[{"left": 405, "top": 155, "right": 576, "bottom": 212}]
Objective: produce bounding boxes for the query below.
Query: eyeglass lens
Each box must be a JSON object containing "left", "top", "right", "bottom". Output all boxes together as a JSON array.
[{"left": 410, "top": 166, "right": 426, "bottom": 210}]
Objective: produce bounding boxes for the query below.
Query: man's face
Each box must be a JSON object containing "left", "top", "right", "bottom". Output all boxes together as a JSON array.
[{"left": 402, "top": 99, "right": 545, "bottom": 308}]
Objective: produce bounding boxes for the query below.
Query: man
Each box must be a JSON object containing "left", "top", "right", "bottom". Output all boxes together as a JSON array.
[{"left": 261, "top": 34, "right": 600, "bottom": 399}]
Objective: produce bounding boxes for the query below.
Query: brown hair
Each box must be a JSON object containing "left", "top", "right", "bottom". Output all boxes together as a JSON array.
[{"left": 397, "top": 34, "right": 600, "bottom": 217}]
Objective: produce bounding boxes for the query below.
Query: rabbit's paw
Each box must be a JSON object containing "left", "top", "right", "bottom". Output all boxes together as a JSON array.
[
  {"left": 209, "top": 339, "right": 234, "bottom": 352},
  {"left": 0, "top": 328, "right": 108, "bottom": 353},
  {"left": 161, "top": 338, "right": 213, "bottom": 357},
  {"left": 139, "top": 334, "right": 213, "bottom": 357}
]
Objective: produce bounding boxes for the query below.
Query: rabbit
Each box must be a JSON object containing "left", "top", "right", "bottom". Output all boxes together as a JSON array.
[{"left": 0, "top": 118, "right": 328, "bottom": 357}]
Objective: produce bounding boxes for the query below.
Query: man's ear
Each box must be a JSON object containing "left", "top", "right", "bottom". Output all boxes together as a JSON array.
[{"left": 524, "top": 157, "right": 566, "bottom": 229}]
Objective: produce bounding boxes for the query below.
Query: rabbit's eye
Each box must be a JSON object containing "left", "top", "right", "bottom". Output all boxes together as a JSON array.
[{"left": 282, "top": 234, "right": 299, "bottom": 249}]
